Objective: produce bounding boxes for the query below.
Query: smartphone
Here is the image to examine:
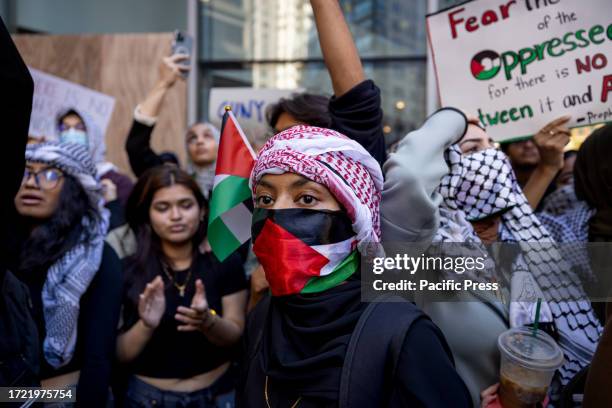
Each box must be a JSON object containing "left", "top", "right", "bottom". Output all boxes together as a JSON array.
[{"left": 172, "top": 30, "right": 193, "bottom": 78}]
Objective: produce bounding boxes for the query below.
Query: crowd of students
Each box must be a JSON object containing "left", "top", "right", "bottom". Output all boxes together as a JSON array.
[{"left": 1, "top": 1, "right": 611, "bottom": 407}]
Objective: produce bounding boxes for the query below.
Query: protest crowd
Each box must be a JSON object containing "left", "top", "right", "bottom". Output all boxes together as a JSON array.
[{"left": 1, "top": 1, "right": 611, "bottom": 408}]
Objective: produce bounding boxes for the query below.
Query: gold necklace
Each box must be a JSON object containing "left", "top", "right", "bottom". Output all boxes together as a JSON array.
[
  {"left": 161, "top": 262, "right": 192, "bottom": 297},
  {"left": 265, "top": 376, "right": 301, "bottom": 408}
]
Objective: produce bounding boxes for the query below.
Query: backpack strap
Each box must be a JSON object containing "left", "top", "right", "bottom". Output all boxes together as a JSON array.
[
  {"left": 245, "top": 294, "right": 271, "bottom": 367},
  {"left": 339, "top": 296, "right": 426, "bottom": 408}
]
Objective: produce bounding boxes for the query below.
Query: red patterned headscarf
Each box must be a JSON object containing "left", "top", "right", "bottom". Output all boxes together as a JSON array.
[{"left": 250, "top": 125, "right": 383, "bottom": 248}]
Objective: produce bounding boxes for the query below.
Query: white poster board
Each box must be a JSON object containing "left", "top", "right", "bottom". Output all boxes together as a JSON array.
[
  {"left": 28, "top": 68, "right": 116, "bottom": 162},
  {"left": 427, "top": 0, "right": 612, "bottom": 141},
  {"left": 208, "top": 88, "right": 299, "bottom": 146}
]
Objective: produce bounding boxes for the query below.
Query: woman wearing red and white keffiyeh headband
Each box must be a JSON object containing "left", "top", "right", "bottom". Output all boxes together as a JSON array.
[
  {"left": 238, "top": 124, "right": 472, "bottom": 408},
  {"left": 250, "top": 125, "right": 383, "bottom": 296}
]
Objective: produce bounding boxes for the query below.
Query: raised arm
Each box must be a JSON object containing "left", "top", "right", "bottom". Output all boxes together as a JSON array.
[
  {"left": 310, "top": 0, "right": 364, "bottom": 97},
  {"left": 522, "top": 116, "right": 571, "bottom": 209},
  {"left": 139, "top": 54, "right": 189, "bottom": 118},
  {"left": 125, "top": 54, "right": 189, "bottom": 176},
  {"left": 381, "top": 108, "right": 468, "bottom": 244},
  {"left": 311, "top": 1, "right": 386, "bottom": 165}
]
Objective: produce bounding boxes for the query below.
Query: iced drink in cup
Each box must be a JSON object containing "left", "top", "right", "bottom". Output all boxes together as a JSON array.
[{"left": 497, "top": 327, "right": 564, "bottom": 408}]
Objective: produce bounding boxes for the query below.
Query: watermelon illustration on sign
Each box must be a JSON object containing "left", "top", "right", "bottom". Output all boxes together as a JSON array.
[{"left": 471, "top": 50, "right": 502, "bottom": 80}]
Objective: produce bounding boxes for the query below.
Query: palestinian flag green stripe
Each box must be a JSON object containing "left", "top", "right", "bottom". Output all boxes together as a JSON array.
[
  {"left": 208, "top": 176, "right": 252, "bottom": 221},
  {"left": 208, "top": 216, "right": 242, "bottom": 262},
  {"left": 301, "top": 250, "right": 359, "bottom": 294},
  {"left": 208, "top": 110, "right": 256, "bottom": 262}
]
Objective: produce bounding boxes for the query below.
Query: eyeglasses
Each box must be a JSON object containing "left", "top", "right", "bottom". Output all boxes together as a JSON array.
[{"left": 22, "top": 168, "right": 64, "bottom": 190}]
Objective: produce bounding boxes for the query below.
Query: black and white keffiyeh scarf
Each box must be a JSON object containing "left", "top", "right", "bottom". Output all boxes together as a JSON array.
[
  {"left": 541, "top": 184, "right": 582, "bottom": 217},
  {"left": 434, "top": 145, "right": 602, "bottom": 384},
  {"left": 539, "top": 197, "right": 592, "bottom": 243},
  {"left": 434, "top": 146, "right": 553, "bottom": 328},
  {"left": 538, "top": 187, "right": 596, "bottom": 284},
  {"left": 25, "top": 142, "right": 109, "bottom": 368}
]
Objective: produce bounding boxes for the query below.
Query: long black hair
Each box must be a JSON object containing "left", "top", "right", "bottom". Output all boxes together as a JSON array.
[
  {"left": 124, "top": 165, "right": 208, "bottom": 303},
  {"left": 17, "top": 175, "right": 92, "bottom": 275}
]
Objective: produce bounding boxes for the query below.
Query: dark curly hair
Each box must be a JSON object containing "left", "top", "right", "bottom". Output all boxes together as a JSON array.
[{"left": 18, "top": 175, "right": 92, "bottom": 275}]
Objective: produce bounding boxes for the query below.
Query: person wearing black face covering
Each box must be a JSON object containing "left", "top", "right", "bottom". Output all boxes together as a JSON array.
[
  {"left": 238, "top": 126, "right": 471, "bottom": 408},
  {"left": 0, "top": 17, "right": 39, "bottom": 387}
]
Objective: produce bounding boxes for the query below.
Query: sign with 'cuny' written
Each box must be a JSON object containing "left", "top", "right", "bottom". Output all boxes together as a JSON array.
[
  {"left": 427, "top": 0, "right": 612, "bottom": 141},
  {"left": 208, "top": 88, "right": 299, "bottom": 147}
]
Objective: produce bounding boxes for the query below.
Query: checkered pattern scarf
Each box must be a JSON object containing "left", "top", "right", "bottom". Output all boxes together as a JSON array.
[
  {"left": 538, "top": 187, "right": 596, "bottom": 284},
  {"left": 25, "top": 142, "right": 109, "bottom": 368},
  {"left": 541, "top": 185, "right": 582, "bottom": 217},
  {"left": 435, "top": 146, "right": 602, "bottom": 385},
  {"left": 433, "top": 147, "right": 553, "bottom": 327},
  {"left": 250, "top": 125, "right": 383, "bottom": 250}
]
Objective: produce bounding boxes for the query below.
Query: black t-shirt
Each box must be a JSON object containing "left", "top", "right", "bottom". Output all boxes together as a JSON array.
[
  {"left": 122, "top": 252, "right": 247, "bottom": 379},
  {"left": 328, "top": 79, "right": 387, "bottom": 167}
]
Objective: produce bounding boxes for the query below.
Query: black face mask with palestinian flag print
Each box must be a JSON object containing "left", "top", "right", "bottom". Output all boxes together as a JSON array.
[{"left": 251, "top": 208, "right": 359, "bottom": 297}]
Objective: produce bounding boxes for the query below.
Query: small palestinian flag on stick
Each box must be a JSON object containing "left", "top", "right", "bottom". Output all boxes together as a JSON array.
[{"left": 208, "top": 106, "right": 257, "bottom": 261}]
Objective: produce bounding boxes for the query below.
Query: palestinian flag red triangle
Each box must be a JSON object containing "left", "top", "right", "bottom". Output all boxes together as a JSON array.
[{"left": 253, "top": 218, "right": 330, "bottom": 296}]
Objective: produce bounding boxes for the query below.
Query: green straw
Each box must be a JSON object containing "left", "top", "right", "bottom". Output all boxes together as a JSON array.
[{"left": 532, "top": 298, "right": 542, "bottom": 338}]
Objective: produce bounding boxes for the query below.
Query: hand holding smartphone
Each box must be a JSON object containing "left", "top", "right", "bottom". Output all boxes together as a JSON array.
[{"left": 171, "top": 30, "right": 193, "bottom": 78}]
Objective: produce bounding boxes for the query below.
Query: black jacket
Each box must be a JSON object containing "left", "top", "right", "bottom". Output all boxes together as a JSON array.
[
  {"left": 238, "top": 296, "right": 472, "bottom": 408},
  {"left": 0, "top": 16, "right": 39, "bottom": 387},
  {"left": 0, "top": 270, "right": 39, "bottom": 387}
]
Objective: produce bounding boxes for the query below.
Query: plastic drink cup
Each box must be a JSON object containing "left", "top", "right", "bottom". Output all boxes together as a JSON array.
[{"left": 497, "top": 327, "right": 564, "bottom": 408}]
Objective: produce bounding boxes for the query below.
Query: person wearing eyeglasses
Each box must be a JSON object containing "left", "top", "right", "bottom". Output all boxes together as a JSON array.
[{"left": 12, "top": 141, "right": 122, "bottom": 407}]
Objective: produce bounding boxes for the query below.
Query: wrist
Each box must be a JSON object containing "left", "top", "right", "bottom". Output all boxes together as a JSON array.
[
  {"left": 201, "top": 310, "right": 219, "bottom": 332},
  {"left": 139, "top": 318, "right": 157, "bottom": 332},
  {"left": 156, "top": 79, "right": 173, "bottom": 91},
  {"left": 536, "top": 163, "right": 561, "bottom": 175}
]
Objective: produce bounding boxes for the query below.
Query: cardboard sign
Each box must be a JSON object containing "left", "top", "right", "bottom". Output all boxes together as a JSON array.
[
  {"left": 28, "top": 68, "right": 116, "bottom": 163},
  {"left": 427, "top": 0, "right": 612, "bottom": 141},
  {"left": 208, "top": 88, "right": 299, "bottom": 147}
]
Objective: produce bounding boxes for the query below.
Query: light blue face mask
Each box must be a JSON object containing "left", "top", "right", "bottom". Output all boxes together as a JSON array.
[{"left": 59, "top": 128, "right": 88, "bottom": 146}]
